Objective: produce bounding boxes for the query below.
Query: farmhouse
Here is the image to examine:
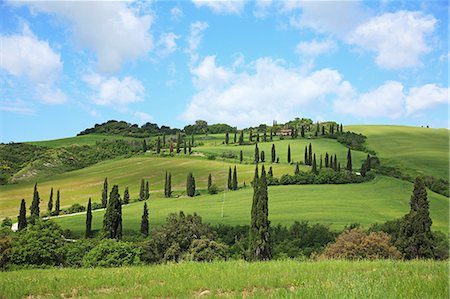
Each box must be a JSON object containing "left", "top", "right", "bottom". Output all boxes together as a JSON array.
[{"left": 278, "top": 128, "right": 292, "bottom": 136}]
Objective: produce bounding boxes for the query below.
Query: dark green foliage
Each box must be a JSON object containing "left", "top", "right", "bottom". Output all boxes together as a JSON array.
[
  {"left": 260, "top": 150, "right": 265, "bottom": 162},
  {"left": 295, "top": 163, "right": 300, "bottom": 175},
  {"left": 287, "top": 144, "right": 291, "bottom": 164},
  {"left": 142, "top": 139, "right": 147, "bottom": 152},
  {"left": 176, "top": 132, "right": 181, "bottom": 153},
  {"left": 304, "top": 146, "right": 308, "bottom": 165},
  {"left": 145, "top": 181, "right": 150, "bottom": 200},
  {"left": 141, "top": 202, "right": 149, "bottom": 237},
  {"left": 123, "top": 187, "right": 130, "bottom": 205},
  {"left": 249, "top": 129, "right": 253, "bottom": 142},
  {"left": 333, "top": 154, "right": 337, "bottom": 170},
  {"left": 234, "top": 133, "right": 237, "bottom": 144},
  {"left": 1, "top": 217, "right": 12, "bottom": 228},
  {"left": 11, "top": 220, "right": 66, "bottom": 266},
  {"left": 232, "top": 166, "right": 238, "bottom": 190},
  {"left": 271, "top": 144, "right": 276, "bottom": 163},
  {"left": 18, "top": 199, "right": 27, "bottom": 231},
  {"left": 239, "top": 150, "right": 243, "bottom": 163},
  {"left": 301, "top": 126, "right": 305, "bottom": 137},
  {"left": 78, "top": 120, "right": 179, "bottom": 137},
  {"left": 322, "top": 126, "right": 325, "bottom": 135},
  {"left": 63, "top": 239, "right": 96, "bottom": 268},
  {"left": 239, "top": 131, "right": 244, "bottom": 145},
  {"left": 86, "top": 198, "right": 92, "bottom": 239},
  {"left": 263, "top": 131, "right": 267, "bottom": 142},
  {"left": 270, "top": 129, "right": 273, "bottom": 141},
  {"left": 208, "top": 173, "right": 212, "bottom": 192},
  {"left": 139, "top": 179, "right": 145, "bottom": 201},
  {"left": 346, "top": 148, "right": 352, "bottom": 171},
  {"left": 82, "top": 239, "right": 141, "bottom": 267},
  {"left": 55, "top": 189, "right": 60, "bottom": 216},
  {"left": 397, "top": 177, "right": 435, "bottom": 259},
  {"left": 163, "top": 134, "right": 166, "bottom": 148},
  {"left": 165, "top": 172, "right": 172, "bottom": 198},
  {"left": 185, "top": 237, "right": 229, "bottom": 262},
  {"left": 336, "top": 131, "right": 369, "bottom": 152},
  {"left": 183, "top": 140, "right": 187, "bottom": 154},
  {"left": 156, "top": 136, "right": 161, "bottom": 153},
  {"left": 64, "top": 203, "right": 85, "bottom": 214},
  {"left": 47, "top": 187, "right": 53, "bottom": 212},
  {"left": 268, "top": 167, "right": 273, "bottom": 177},
  {"left": 311, "top": 154, "right": 318, "bottom": 174},
  {"left": 30, "top": 183, "right": 40, "bottom": 218},
  {"left": 256, "top": 133, "right": 260, "bottom": 142},
  {"left": 278, "top": 169, "right": 374, "bottom": 185},
  {"left": 330, "top": 155, "right": 334, "bottom": 171},
  {"left": 291, "top": 128, "right": 295, "bottom": 139},
  {"left": 320, "top": 155, "right": 323, "bottom": 169},
  {"left": 254, "top": 143, "right": 259, "bottom": 163},
  {"left": 225, "top": 132, "right": 229, "bottom": 145},
  {"left": 227, "top": 167, "right": 232, "bottom": 190},
  {"left": 188, "top": 141, "right": 192, "bottom": 154},
  {"left": 140, "top": 212, "right": 214, "bottom": 263},
  {"left": 340, "top": 124, "right": 343, "bottom": 132},
  {"left": 103, "top": 185, "right": 122, "bottom": 240},
  {"left": 101, "top": 177, "right": 108, "bottom": 208},
  {"left": 186, "top": 172, "right": 196, "bottom": 197},
  {"left": 308, "top": 143, "right": 312, "bottom": 166}
]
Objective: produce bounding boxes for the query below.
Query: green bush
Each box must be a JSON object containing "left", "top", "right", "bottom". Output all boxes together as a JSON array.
[
  {"left": 64, "top": 239, "right": 97, "bottom": 267},
  {"left": 64, "top": 203, "right": 86, "bottom": 214},
  {"left": 184, "top": 237, "right": 229, "bottom": 262},
  {"left": 82, "top": 239, "right": 141, "bottom": 267},
  {"left": 208, "top": 184, "right": 219, "bottom": 195}
]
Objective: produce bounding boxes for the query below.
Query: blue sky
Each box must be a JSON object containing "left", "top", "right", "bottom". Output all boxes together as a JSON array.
[{"left": 0, "top": 0, "right": 448, "bottom": 142}]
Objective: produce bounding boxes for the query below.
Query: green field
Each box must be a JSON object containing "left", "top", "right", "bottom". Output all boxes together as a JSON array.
[
  {"left": 53, "top": 176, "right": 449, "bottom": 235},
  {"left": 0, "top": 260, "right": 447, "bottom": 298},
  {"left": 348, "top": 125, "right": 449, "bottom": 180},
  {"left": 25, "top": 134, "right": 142, "bottom": 148}
]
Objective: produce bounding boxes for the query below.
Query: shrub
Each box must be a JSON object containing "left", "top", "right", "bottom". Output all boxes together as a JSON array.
[
  {"left": 65, "top": 203, "right": 86, "bottom": 214},
  {"left": 221, "top": 151, "right": 237, "bottom": 159},
  {"left": 184, "top": 237, "right": 229, "bottom": 262},
  {"left": 208, "top": 184, "right": 219, "bottom": 195},
  {"left": 91, "top": 202, "right": 103, "bottom": 210},
  {"left": 82, "top": 239, "right": 141, "bottom": 267},
  {"left": 0, "top": 228, "right": 14, "bottom": 269},
  {"left": 64, "top": 239, "right": 97, "bottom": 267},
  {"left": 206, "top": 154, "right": 216, "bottom": 160},
  {"left": 1, "top": 217, "right": 12, "bottom": 228},
  {"left": 321, "top": 228, "right": 401, "bottom": 260}
]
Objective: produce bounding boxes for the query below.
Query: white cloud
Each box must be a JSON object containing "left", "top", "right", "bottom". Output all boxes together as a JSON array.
[
  {"left": 158, "top": 32, "right": 180, "bottom": 55},
  {"left": 83, "top": 74, "right": 144, "bottom": 107},
  {"left": 36, "top": 85, "right": 67, "bottom": 105},
  {"left": 348, "top": 11, "right": 436, "bottom": 69},
  {"left": 0, "top": 99, "right": 35, "bottom": 115},
  {"left": 170, "top": 7, "right": 183, "bottom": 21},
  {"left": 15, "top": 1, "right": 153, "bottom": 73},
  {"left": 406, "top": 84, "right": 448, "bottom": 115},
  {"left": 192, "top": 0, "right": 246, "bottom": 15},
  {"left": 181, "top": 56, "right": 353, "bottom": 127},
  {"left": 334, "top": 81, "right": 405, "bottom": 119},
  {"left": 296, "top": 39, "right": 337, "bottom": 57},
  {"left": 134, "top": 111, "right": 153, "bottom": 123},
  {"left": 186, "top": 21, "right": 209, "bottom": 66},
  {"left": 254, "top": 0, "right": 272, "bottom": 18}
]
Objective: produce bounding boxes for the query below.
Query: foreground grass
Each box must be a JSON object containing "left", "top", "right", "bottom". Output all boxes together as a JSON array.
[
  {"left": 0, "top": 260, "right": 447, "bottom": 298},
  {"left": 55, "top": 176, "right": 449, "bottom": 236},
  {"left": 348, "top": 125, "right": 449, "bottom": 180}
]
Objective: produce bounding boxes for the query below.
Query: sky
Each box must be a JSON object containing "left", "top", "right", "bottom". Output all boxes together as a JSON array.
[{"left": 0, "top": 0, "right": 448, "bottom": 142}]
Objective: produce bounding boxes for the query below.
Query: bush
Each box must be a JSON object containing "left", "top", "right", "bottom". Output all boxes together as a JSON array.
[
  {"left": 278, "top": 169, "right": 373, "bottom": 186},
  {"left": 321, "top": 228, "right": 401, "bottom": 260},
  {"left": 0, "top": 228, "right": 14, "bottom": 269},
  {"left": 1, "top": 217, "right": 12, "bottom": 228},
  {"left": 184, "top": 237, "right": 229, "bottom": 262},
  {"left": 64, "top": 203, "right": 86, "bottom": 214},
  {"left": 91, "top": 202, "right": 103, "bottom": 210},
  {"left": 206, "top": 154, "right": 216, "bottom": 160},
  {"left": 64, "top": 239, "right": 97, "bottom": 267},
  {"left": 82, "top": 239, "right": 141, "bottom": 267},
  {"left": 208, "top": 184, "right": 219, "bottom": 195},
  {"left": 221, "top": 151, "right": 237, "bottom": 159}
]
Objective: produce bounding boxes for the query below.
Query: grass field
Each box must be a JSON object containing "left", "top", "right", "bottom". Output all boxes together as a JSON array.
[
  {"left": 0, "top": 156, "right": 295, "bottom": 219},
  {"left": 54, "top": 176, "right": 449, "bottom": 236},
  {"left": 348, "top": 125, "right": 449, "bottom": 180},
  {"left": 0, "top": 260, "right": 447, "bottom": 298},
  {"left": 25, "top": 134, "right": 142, "bottom": 148}
]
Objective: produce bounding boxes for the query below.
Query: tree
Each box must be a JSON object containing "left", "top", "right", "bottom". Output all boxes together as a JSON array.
[
  {"left": 188, "top": 141, "right": 192, "bottom": 154},
  {"left": 256, "top": 133, "right": 260, "bottom": 142},
  {"left": 143, "top": 139, "right": 147, "bottom": 152},
  {"left": 397, "top": 177, "right": 435, "bottom": 259},
  {"left": 346, "top": 148, "right": 352, "bottom": 171},
  {"left": 208, "top": 173, "right": 212, "bottom": 192},
  {"left": 234, "top": 132, "right": 237, "bottom": 144},
  {"left": 165, "top": 172, "right": 172, "bottom": 198},
  {"left": 287, "top": 144, "right": 291, "bottom": 164},
  {"left": 271, "top": 144, "right": 276, "bottom": 163},
  {"left": 55, "top": 190, "right": 60, "bottom": 216},
  {"left": 325, "top": 153, "right": 329, "bottom": 168},
  {"left": 308, "top": 143, "right": 312, "bottom": 167},
  {"left": 191, "top": 134, "right": 194, "bottom": 146},
  {"left": 183, "top": 140, "right": 187, "bottom": 154},
  {"left": 163, "top": 134, "right": 166, "bottom": 148},
  {"left": 366, "top": 154, "right": 371, "bottom": 171},
  {"left": 102, "top": 177, "right": 108, "bottom": 208},
  {"left": 145, "top": 181, "right": 150, "bottom": 200},
  {"left": 86, "top": 198, "right": 92, "bottom": 238},
  {"left": 334, "top": 154, "right": 337, "bottom": 170},
  {"left": 322, "top": 126, "right": 325, "bottom": 135},
  {"left": 330, "top": 155, "right": 334, "bottom": 171},
  {"left": 225, "top": 132, "right": 229, "bottom": 145},
  {"left": 169, "top": 142, "right": 174, "bottom": 154},
  {"left": 249, "top": 129, "right": 253, "bottom": 142},
  {"left": 254, "top": 143, "right": 259, "bottom": 163},
  {"left": 232, "top": 166, "right": 238, "bottom": 190},
  {"left": 141, "top": 202, "right": 149, "bottom": 237},
  {"left": 268, "top": 166, "right": 273, "bottom": 177},
  {"left": 103, "top": 185, "right": 122, "bottom": 240},
  {"left": 18, "top": 199, "right": 27, "bottom": 230},
  {"left": 123, "top": 187, "right": 130, "bottom": 205},
  {"left": 186, "top": 173, "right": 196, "bottom": 197},
  {"left": 48, "top": 187, "right": 53, "bottom": 212},
  {"left": 270, "top": 129, "right": 273, "bottom": 141},
  {"left": 340, "top": 123, "right": 343, "bottom": 132},
  {"left": 139, "top": 179, "right": 145, "bottom": 201},
  {"left": 311, "top": 154, "right": 318, "bottom": 174},
  {"left": 240, "top": 150, "right": 243, "bottom": 163},
  {"left": 263, "top": 131, "right": 267, "bottom": 142},
  {"left": 304, "top": 146, "right": 308, "bottom": 165},
  {"left": 239, "top": 131, "right": 244, "bottom": 145},
  {"left": 291, "top": 128, "right": 295, "bottom": 139},
  {"left": 30, "top": 183, "right": 40, "bottom": 218},
  {"left": 295, "top": 162, "right": 300, "bottom": 175},
  {"left": 156, "top": 136, "right": 161, "bottom": 154},
  {"left": 320, "top": 155, "right": 323, "bottom": 169},
  {"left": 227, "top": 167, "right": 232, "bottom": 190},
  {"left": 260, "top": 150, "right": 265, "bottom": 162},
  {"left": 176, "top": 132, "right": 181, "bottom": 153}
]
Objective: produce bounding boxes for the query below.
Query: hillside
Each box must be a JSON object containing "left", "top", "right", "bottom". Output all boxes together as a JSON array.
[{"left": 26, "top": 134, "right": 142, "bottom": 148}]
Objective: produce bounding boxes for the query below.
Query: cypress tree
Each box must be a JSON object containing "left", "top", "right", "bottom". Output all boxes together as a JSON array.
[
  {"left": 48, "top": 187, "right": 53, "bottom": 212},
  {"left": 145, "top": 181, "right": 150, "bottom": 200},
  {"left": 260, "top": 150, "right": 265, "bottom": 162},
  {"left": 232, "top": 166, "right": 238, "bottom": 190},
  {"left": 249, "top": 165, "right": 259, "bottom": 259},
  {"left": 256, "top": 133, "right": 260, "bottom": 142},
  {"left": 176, "top": 132, "right": 181, "bottom": 153},
  {"left": 183, "top": 140, "right": 187, "bottom": 154},
  {"left": 330, "top": 155, "right": 334, "bottom": 170},
  {"left": 249, "top": 129, "right": 253, "bottom": 142},
  {"left": 156, "top": 136, "right": 161, "bottom": 153},
  {"left": 271, "top": 144, "right": 276, "bottom": 163},
  {"left": 239, "top": 130, "right": 244, "bottom": 145},
  {"left": 308, "top": 143, "right": 312, "bottom": 166},
  {"left": 123, "top": 187, "right": 130, "bottom": 205},
  {"left": 188, "top": 141, "right": 192, "bottom": 154},
  {"left": 304, "top": 146, "right": 308, "bottom": 165},
  {"left": 334, "top": 154, "right": 337, "bottom": 170},
  {"left": 325, "top": 152, "right": 329, "bottom": 168},
  {"left": 165, "top": 172, "right": 172, "bottom": 198},
  {"left": 143, "top": 139, "right": 147, "bottom": 152},
  {"left": 330, "top": 124, "right": 334, "bottom": 135},
  {"left": 270, "top": 129, "right": 273, "bottom": 141},
  {"left": 316, "top": 122, "right": 320, "bottom": 134},
  {"left": 228, "top": 167, "right": 232, "bottom": 190},
  {"left": 295, "top": 162, "right": 300, "bottom": 175},
  {"left": 208, "top": 173, "right": 212, "bottom": 192},
  {"left": 186, "top": 172, "right": 196, "bottom": 197},
  {"left": 140, "top": 202, "right": 149, "bottom": 237},
  {"left": 321, "top": 126, "right": 325, "bottom": 135},
  {"left": 268, "top": 166, "right": 273, "bottom": 177},
  {"left": 301, "top": 126, "right": 305, "bottom": 138},
  {"left": 287, "top": 144, "right": 291, "bottom": 164},
  {"left": 234, "top": 132, "right": 237, "bottom": 144},
  {"left": 366, "top": 154, "right": 371, "bottom": 171},
  {"left": 240, "top": 150, "right": 243, "bottom": 163},
  {"left": 225, "top": 132, "right": 229, "bottom": 144},
  {"left": 85, "top": 198, "right": 92, "bottom": 238},
  {"left": 263, "top": 131, "right": 267, "bottom": 142},
  {"left": 55, "top": 189, "right": 60, "bottom": 216},
  {"left": 163, "top": 134, "right": 166, "bottom": 148},
  {"left": 139, "top": 179, "right": 145, "bottom": 201},
  {"left": 191, "top": 134, "right": 194, "bottom": 146},
  {"left": 103, "top": 185, "right": 122, "bottom": 240},
  {"left": 338, "top": 162, "right": 341, "bottom": 172},
  {"left": 30, "top": 183, "right": 40, "bottom": 218},
  {"left": 254, "top": 143, "right": 259, "bottom": 163},
  {"left": 398, "top": 177, "right": 435, "bottom": 259},
  {"left": 291, "top": 128, "right": 295, "bottom": 139},
  {"left": 360, "top": 160, "right": 368, "bottom": 177},
  {"left": 18, "top": 199, "right": 27, "bottom": 230},
  {"left": 320, "top": 155, "right": 323, "bottom": 169},
  {"left": 101, "top": 177, "right": 108, "bottom": 208},
  {"left": 346, "top": 148, "right": 352, "bottom": 171},
  {"left": 311, "top": 154, "right": 318, "bottom": 174},
  {"left": 340, "top": 123, "right": 343, "bottom": 132}
]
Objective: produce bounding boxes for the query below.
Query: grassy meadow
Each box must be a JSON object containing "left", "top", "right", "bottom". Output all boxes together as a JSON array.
[
  {"left": 1, "top": 260, "right": 447, "bottom": 298},
  {"left": 25, "top": 134, "right": 143, "bottom": 148}
]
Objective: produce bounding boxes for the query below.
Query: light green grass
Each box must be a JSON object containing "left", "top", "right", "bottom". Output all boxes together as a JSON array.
[
  {"left": 348, "top": 125, "right": 449, "bottom": 180},
  {"left": 54, "top": 176, "right": 449, "bottom": 235},
  {"left": 25, "top": 134, "right": 142, "bottom": 148},
  {"left": 0, "top": 156, "right": 294, "bottom": 219},
  {"left": 0, "top": 260, "right": 447, "bottom": 298}
]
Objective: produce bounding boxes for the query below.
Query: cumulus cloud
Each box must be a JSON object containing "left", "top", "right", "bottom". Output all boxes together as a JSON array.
[
  {"left": 406, "top": 84, "right": 448, "bottom": 115},
  {"left": 186, "top": 21, "right": 209, "bottom": 66},
  {"left": 0, "top": 24, "right": 66, "bottom": 104},
  {"left": 192, "top": 0, "right": 246, "bottom": 15},
  {"left": 296, "top": 39, "right": 337, "bottom": 57},
  {"left": 181, "top": 56, "right": 353, "bottom": 127},
  {"left": 15, "top": 1, "right": 153, "bottom": 73},
  {"left": 83, "top": 74, "right": 144, "bottom": 107},
  {"left": 348, "top": 11, "right": 436, "bottom": 69},
  {"left": 158, "top": 32, "right": 180, "bottom": 56},
  {"left": 170, "top": 7, "right": 183, "bottom": 21}
]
